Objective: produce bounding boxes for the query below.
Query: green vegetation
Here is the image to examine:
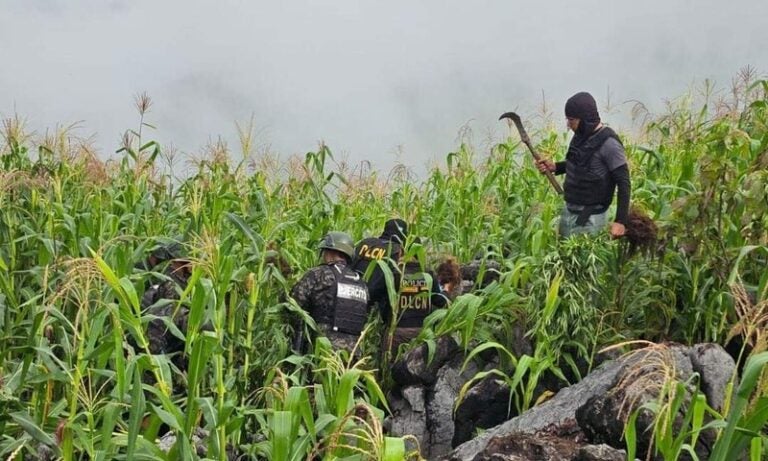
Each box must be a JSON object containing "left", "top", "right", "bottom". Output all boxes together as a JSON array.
[{"left": 1, "top": 75, "right": 767, "bottom": 460}]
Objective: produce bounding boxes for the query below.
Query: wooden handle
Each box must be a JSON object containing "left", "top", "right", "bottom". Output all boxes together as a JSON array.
[
  {"left": 544, "top": 169, "right": 564, "bottom": 195},
  {"left": 501, "top": 112, "right": 564, "bottom": 195},
  {"left": 523, "top": 139, "right": 563, "bottom": 195}
]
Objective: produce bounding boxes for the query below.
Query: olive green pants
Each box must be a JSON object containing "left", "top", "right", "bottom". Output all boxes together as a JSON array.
[
  {"left": 559, "top": 206, "right": 607, "bottom": 238},
  {"left": 317, "top": 323, "right": 362, "bottom": 355}
]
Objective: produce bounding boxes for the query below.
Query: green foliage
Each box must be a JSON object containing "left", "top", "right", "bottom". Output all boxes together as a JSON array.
[
  {"left": 0, "top": 77, "right": 767, "bottom": 459},
  {"left": 250, "top": 344, "right": 419, "bottom": 460},
  {"left": 625, "top": 376, "right": 713, "bottom": 461},
  {"left": 709, "top": 351, "right": 768, "bottom": 460}
]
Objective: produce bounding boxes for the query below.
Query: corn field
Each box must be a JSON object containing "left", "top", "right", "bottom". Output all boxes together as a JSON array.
[{"left": 1, "top": 76, "right": 767, "bottom": 460}]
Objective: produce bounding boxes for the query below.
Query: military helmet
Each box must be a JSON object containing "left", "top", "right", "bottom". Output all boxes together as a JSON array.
[{"left": 319, "top": 231, "right": 355, "bottom": 261}]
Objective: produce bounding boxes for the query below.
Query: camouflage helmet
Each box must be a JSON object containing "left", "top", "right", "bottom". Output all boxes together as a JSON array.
[{"left": 318, "top": 231, "right": 355, "bottom": 261}]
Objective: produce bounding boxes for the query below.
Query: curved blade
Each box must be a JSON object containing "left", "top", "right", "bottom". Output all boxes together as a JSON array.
[
  {"left": 498, "top": 110, "right": 563, "bottom": 195},
  {"left": 498, "top": 111, "right": 521, "bottom": 123},
  {"left": 499, "top": 111, "right": 531, "bottom": 145}
]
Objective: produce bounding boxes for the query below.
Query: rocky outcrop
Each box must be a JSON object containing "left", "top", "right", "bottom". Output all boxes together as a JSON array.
[
  {"left": 444, "top": 343, "right": 734, "bottom": 461},
  {"left": 392, "top": 336, "right": 461, "bottom": 386},
  {"left": 574, "top": 444, "right": 629, "bottom": 461},
  {"left": 386, "top": 336, "right": 484, "bottom": 459},
  {"left": 387, "top": 386, "right": 428, "bottom": 453},
  {"left": 466, "top": 432, "right": 629, "bottom": 461},
  {"left": 446, "top": 356, "right": 630, "bottom": 461},
  {"left": 687, "top": 343, "right": 735, "bottom": 412},
  {"left": 469, "top": 432, "right": 583, "bottom": 461},
  {"left": 453, "top": 376, "right": 512, "bottom": 447}
]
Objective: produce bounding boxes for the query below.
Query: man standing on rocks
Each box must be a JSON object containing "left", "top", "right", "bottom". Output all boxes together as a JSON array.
[
  {"left": 290, "top": 231, "right": 370, "bottom": 355},
  {"left": 536, "top": 92, "right": 631, "bottom": 238}
]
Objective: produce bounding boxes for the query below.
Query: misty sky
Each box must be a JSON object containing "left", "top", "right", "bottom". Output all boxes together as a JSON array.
[{"left": 1, "top": 0, "right": 766, "bottom": 173}]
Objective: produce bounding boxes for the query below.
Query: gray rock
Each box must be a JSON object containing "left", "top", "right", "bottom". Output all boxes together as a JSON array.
[
  {"left": 387, "top": 386, "right": 429, "bottom": 453},
  {"left": 446, "top": 355, "right": 633, "bottom": 461},
  {"left": 467, "top": 432, "right": 581, "bottom": 461},
  {"left": 460, "top": 260, "right": 503, "bottom": 291},
  {"left": 444, "top": 343, "right": 728, "bottom": 461},
  {"left": 428, "top": 360, "right": 476, "bottom": 459},
  {"left": 403, "top": 385, "right": 426, "bottom": 412},
  {"left": 392, "top": 336, "right": 460, "bottom": 386},
  {"left": 576, "top": 345, "right": 697, "bottom": 460},
  {"left": 576, "top": 344, "right": 725, "bottom": 461},
  {"left": 668, "top": 343, "right": 695, "bottom": 378},
  {"left": 687, "top": 343, "right": 736, "bottom": 412},
  {"left": 574, "top": 444, "right": 629, "bottom": 461},
  {"left": 157, "top": 431, "right": 176, "bottom": 453},
  {"left": 36, "top": 444, "right": 54, "bottom": 461},
  {"left": 157, "top": 428, "right": 209, "bottom": 457},
  {"left": 453, "top": 376, "right": 513, "bottom": 448}
]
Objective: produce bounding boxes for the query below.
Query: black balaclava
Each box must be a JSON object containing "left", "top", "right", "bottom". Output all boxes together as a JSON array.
[
  {"left": 381, "top": 218, "right": 408, "bottom": 245},
  {"left": 565, "top": 92, "right": 601, "bottom": 141}
]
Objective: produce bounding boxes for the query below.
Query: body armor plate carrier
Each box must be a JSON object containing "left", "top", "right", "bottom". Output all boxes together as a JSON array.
[
  {"left": 331, "top": 265, "right": 369, "bottom": 335},
  {"left": 397, "top": 267, "right": 434, "bottom": 328},
  {"left": 563, "top": 126, "right": 622, "bottom": 208}
]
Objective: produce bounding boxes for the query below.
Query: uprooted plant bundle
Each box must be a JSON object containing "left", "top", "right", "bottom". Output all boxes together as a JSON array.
[{"left": 0, "top": 75, "right": 767, "bottom": 460}]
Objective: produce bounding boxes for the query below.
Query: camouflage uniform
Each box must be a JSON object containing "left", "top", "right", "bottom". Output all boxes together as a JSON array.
[{"left": 290, "top": 261, "right": 364, "bottom": 354}]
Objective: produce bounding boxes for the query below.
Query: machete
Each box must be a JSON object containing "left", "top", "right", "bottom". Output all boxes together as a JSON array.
[{"left": 499, "top": 111, "right": 564, "bottom": 195}]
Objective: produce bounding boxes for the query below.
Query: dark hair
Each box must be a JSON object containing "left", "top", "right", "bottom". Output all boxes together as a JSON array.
[{"left": 436, "top": 258, "right": 460, "bottom": 287}]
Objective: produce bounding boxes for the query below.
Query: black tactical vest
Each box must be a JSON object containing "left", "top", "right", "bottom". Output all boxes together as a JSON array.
[
  {"left": 396, "top": 263, "right": 435, "bottom": 328},
  {"left": 331, "top": 264, "right": 370, "bottom": 335},
  {"left": 563, "top": 127, "right": 622, "bottom": 207}
]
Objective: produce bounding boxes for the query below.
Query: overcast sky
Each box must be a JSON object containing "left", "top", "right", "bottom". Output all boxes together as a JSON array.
[{"left": 1, "top": 0, "right": 766, "bottom": 173}]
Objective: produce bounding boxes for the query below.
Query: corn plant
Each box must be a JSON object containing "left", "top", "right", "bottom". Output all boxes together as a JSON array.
[{"left": 0, "top": 76, "right": 767, "bottom": 459}]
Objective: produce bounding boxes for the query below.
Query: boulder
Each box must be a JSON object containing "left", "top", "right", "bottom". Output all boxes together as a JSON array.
[
  {"left": 386, "top": 385, "right": 429, "bottom": 452},
  {"left": 573, "top": 444, "right": 629, "bottom": 461},
  {"left": 576, "top": 387, "right": 656, "bottom": 459},
  {"left": 446, "top": 356, "right": 631, "bottom": 461},
  {"left": 157, "top": 427, "right": 209, "bottom": 457},
  {"left": 575, "top": 343, "right": 725, "bottom": 461},
  {"left": 35, "top": 445, "right": 54, "bottom": 461},
  {"left": 468, "top": 432, "right": 581, "bottom": 461},
  {"left": 466, "top": 426, "right": 630, "bottom": 461},
  {"left": 427, "top": 357, "right": 481, "bottom": 459},
  {"left": 444, "top": 343, "right": 731, "bottom": 461},
  {"left": 687, "top": 343, "right": 735, "bottom": 412},
  {"left": 453, "top": 376, "right": 513, "bottom": 447},
  {"left": 392, "top": 336, "right": 460, "bottom": 386}
]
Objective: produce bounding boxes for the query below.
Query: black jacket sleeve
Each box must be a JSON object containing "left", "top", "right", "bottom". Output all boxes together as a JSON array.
[
  {"left": 610, "top": 164, "right": 631, "bottom": 225},
  {"left": 555, "top": 161, "right": 566, "bottom": 176}
]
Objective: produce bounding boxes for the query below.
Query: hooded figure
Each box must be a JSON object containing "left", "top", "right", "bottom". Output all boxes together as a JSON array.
[
  {"left": 565, "top": 92, "right": 602, "bottom": 140},
  {"left": 537, "top": 92, "right": 631, "bottom": 238},
  {"left": 380, "top": 218, "right": 408, "bottom": 245}
]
